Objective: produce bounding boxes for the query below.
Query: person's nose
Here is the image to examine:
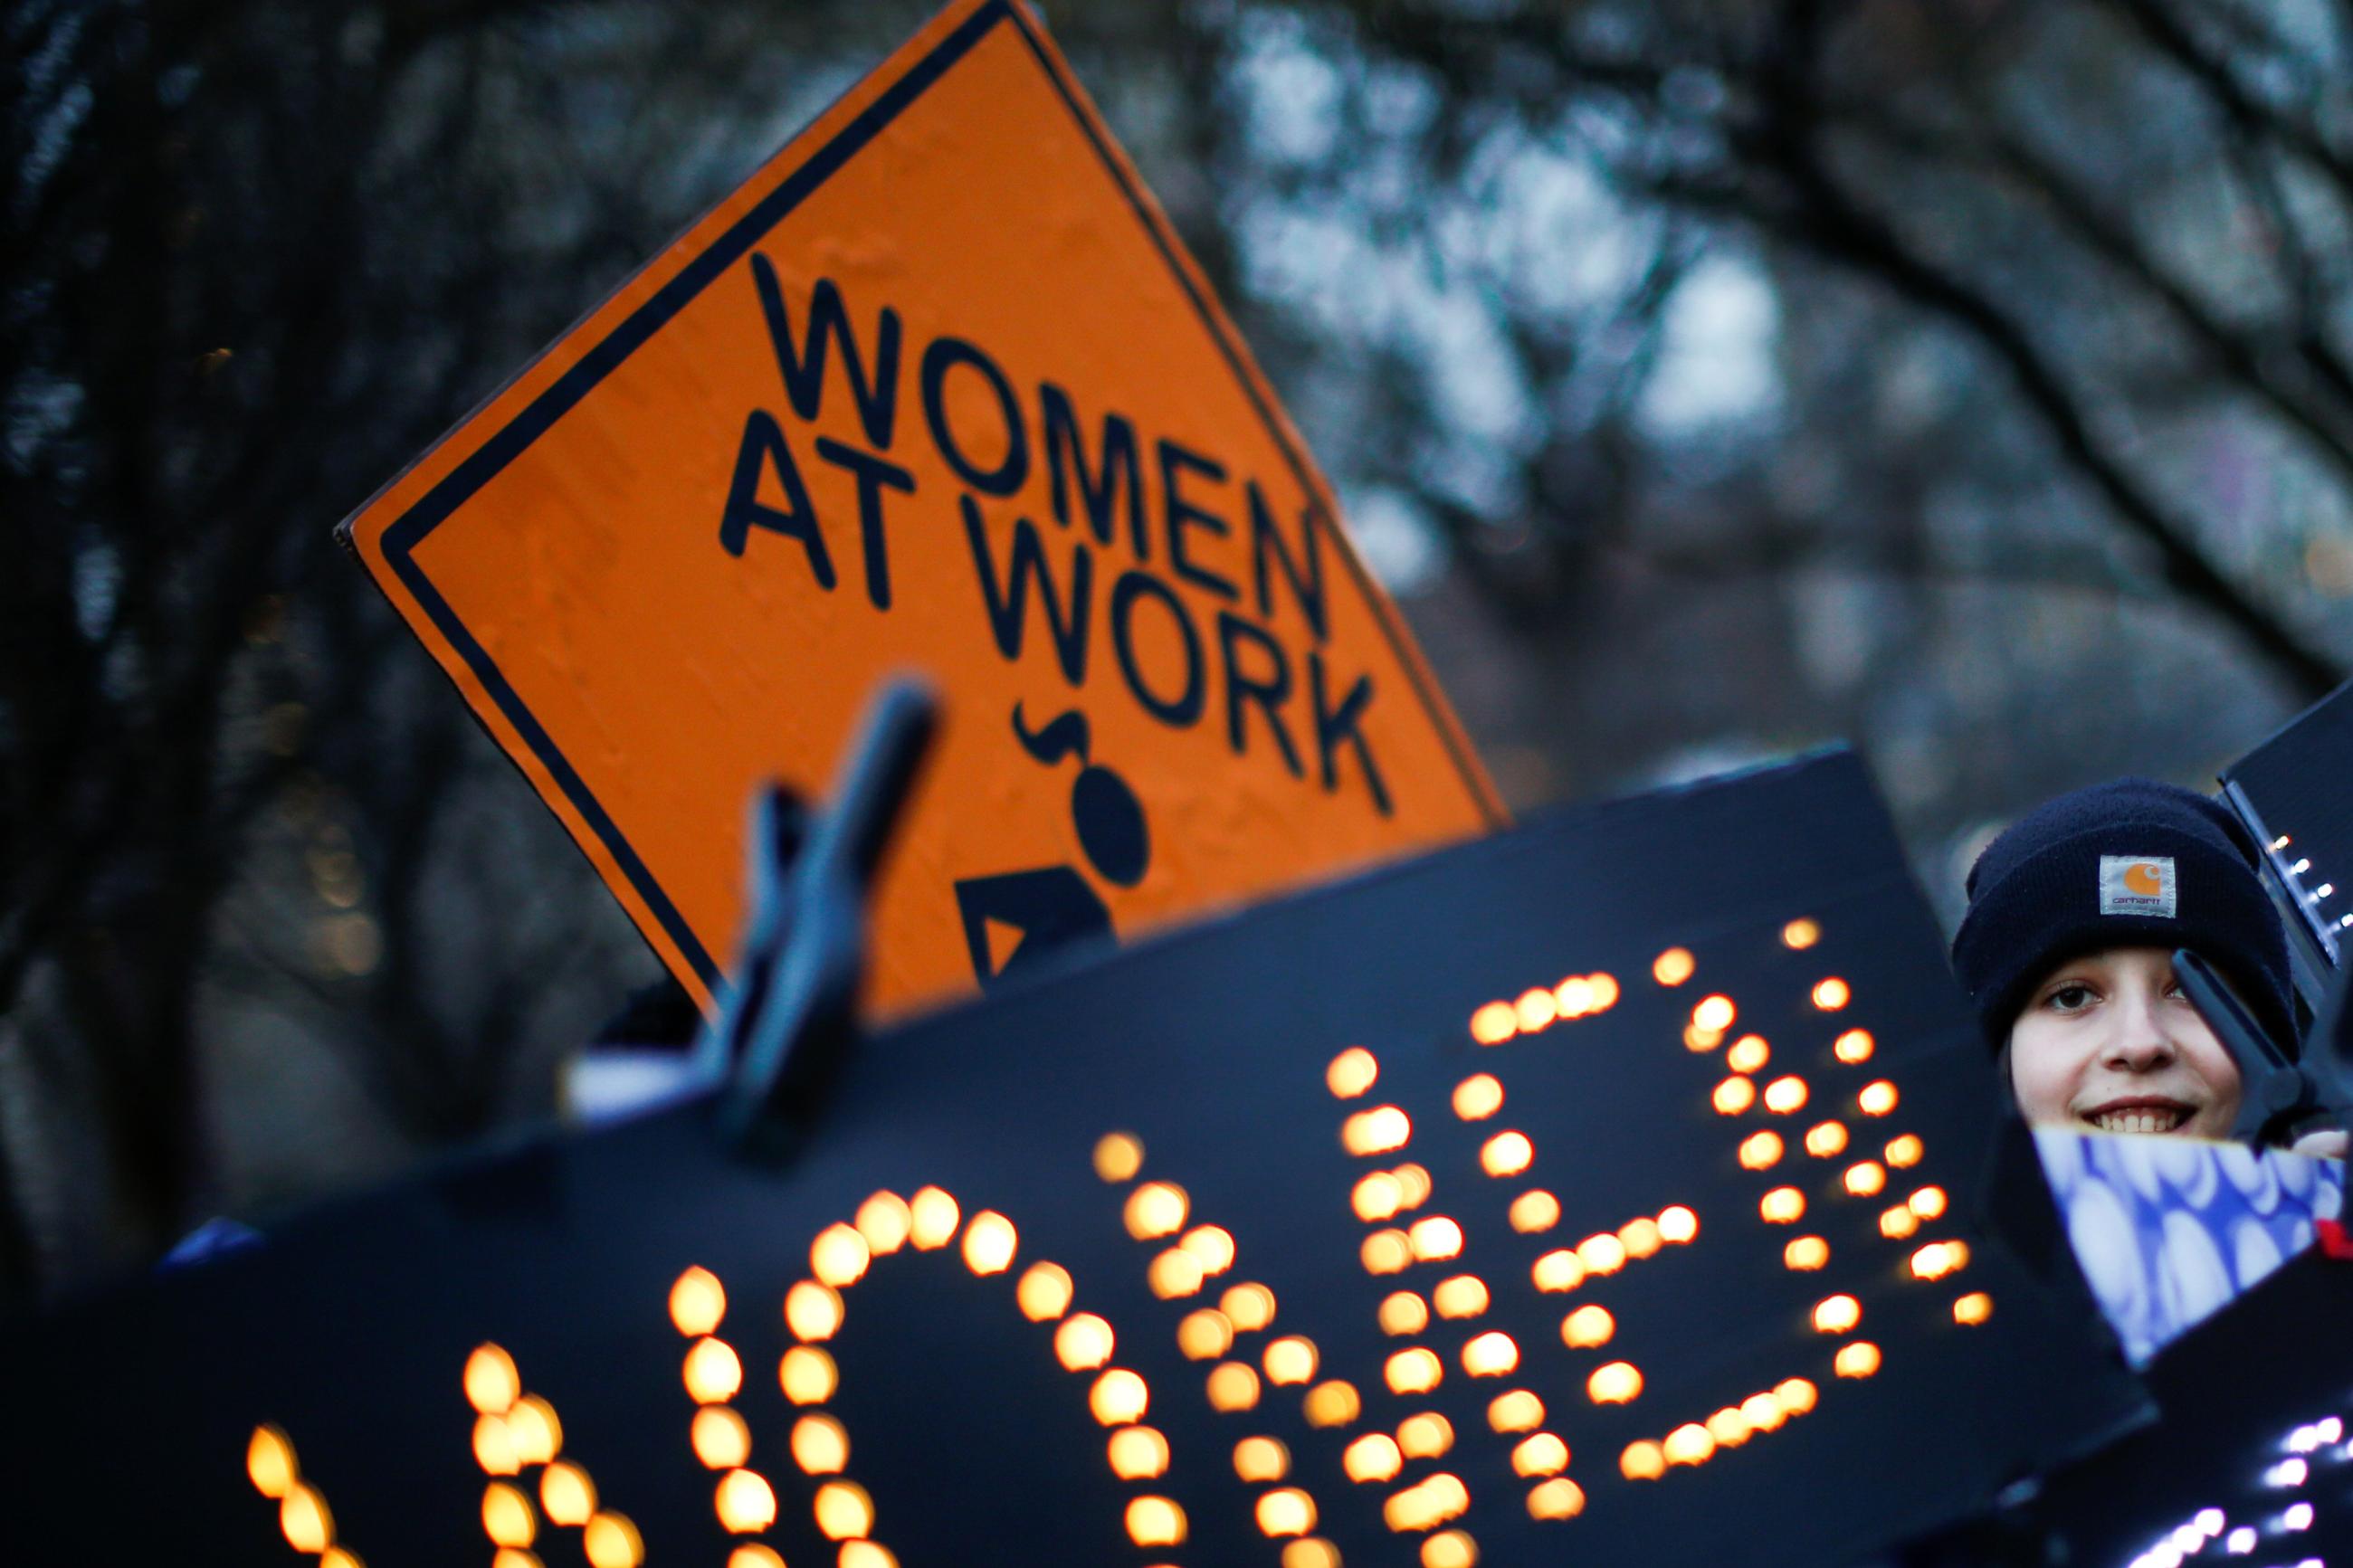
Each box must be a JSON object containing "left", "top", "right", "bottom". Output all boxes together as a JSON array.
[{"left": 2101, "top": 990, "right": 2178, "bottom": 1072}]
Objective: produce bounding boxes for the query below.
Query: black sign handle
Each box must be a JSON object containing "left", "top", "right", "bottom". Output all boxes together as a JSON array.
[{"left": 710, "top": 679, "right": 938, "bottom": 1157}]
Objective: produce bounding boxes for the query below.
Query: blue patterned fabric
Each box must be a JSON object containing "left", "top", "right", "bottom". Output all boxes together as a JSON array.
[{"left": 2034, "top": 1129, "right": 2345, "bottom": 1365}]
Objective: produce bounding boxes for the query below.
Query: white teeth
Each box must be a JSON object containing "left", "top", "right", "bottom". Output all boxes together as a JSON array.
[{"left": 2088, "top": 1109, "right": 2187, "bottom": 1135}]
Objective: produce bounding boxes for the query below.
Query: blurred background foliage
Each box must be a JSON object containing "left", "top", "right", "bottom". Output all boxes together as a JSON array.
[{"left": 8, "top": 0, "right": 2353, "bottom": 1306}]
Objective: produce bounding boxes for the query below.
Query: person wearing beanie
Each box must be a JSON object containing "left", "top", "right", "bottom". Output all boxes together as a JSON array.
[{"left": 1951, "top": 778, "right": 2342, "bottom": 1155}]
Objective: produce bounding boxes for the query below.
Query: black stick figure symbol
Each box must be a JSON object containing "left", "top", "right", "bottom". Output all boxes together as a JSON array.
[{"left": 953, "top": 705, "right": 1152, "bottom": 990}]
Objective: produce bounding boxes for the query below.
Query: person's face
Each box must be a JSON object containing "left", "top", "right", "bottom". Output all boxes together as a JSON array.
[{"left": 2006, "top": 946, "right": 2243, "bottom": 1138}]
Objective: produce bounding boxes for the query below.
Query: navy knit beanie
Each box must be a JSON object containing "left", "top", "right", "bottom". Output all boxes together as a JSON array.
[{"left": 1950, "top": 779, "right": 2294, "bottom": 1053}]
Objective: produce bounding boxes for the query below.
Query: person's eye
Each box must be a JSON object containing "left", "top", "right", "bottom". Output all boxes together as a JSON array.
[{"left": 2044, "top": 982, "right": 2098, "bottom": 1012}]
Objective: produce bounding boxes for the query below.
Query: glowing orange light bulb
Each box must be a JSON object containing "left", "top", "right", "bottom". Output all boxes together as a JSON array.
[
  {"left": 248, "top": 1425, "right": 298, "bottom": 1498},
  {"left": 1805, "top": 1120, "right": 1848, "bottom": 1157},
  {"left": 1462, "top": 1332, "right": 1519, "bottom": 1376},
  {"left": 1588, "top": 973, "right": 1621, "bottom": 1010},
  {"left": 1859, "top": 1080, "right": 1899, "bottom": 1117},
  {"left": 1353, "top": 1172, "right": 1405, "bottom": 1221},
  {"left": 1776, "top": 1376, "right": 1819, "bottom": 1414},
  {"left": 1470, "top": 1002, "right": 1518, "bottom": 1045},
  {"left": 582, "top": 1512, "right": 643, "bottom": 1568},
  {"left": 1125, "top": 1497, "right": 1186, "bottom": 1548},
  {"left": 812, "top": 1478, "right": 872, "bottom": 1541},
  {"left": 783, "top": 1282, "right": 843, "bottom": 1344},
  {"left": 1434, "top": 1275, "right": 1491, "bottom": 1318},
  {"left": 1231, "top": 1433, "right": 1288, "bottom": 1481},
  {"left": 1784, "top": 1235, "right": 1829, "bottom": 1270},
  {"left": 1783, "top": 917, "right": 1821, "bottom": 948},
  {"left": 1653, "top": 947, "right": 1695, "bottom": 985},
  {"left": 719, "top": 1474, "right": 781, "bottom": 1544},
  {"left": 1727, "top": 1035, "right": 1770, "bottom": 1074},
  {"left": 1813, "top": 1294, "right": 1862, "bottom": 1334},
  {"left": 1706, "top": 1406, "right": 1751, "bottom": 1447},
  {"left": 1110, "top": 1426, "right": 1171, "bottom": 1480},
  {"left": 790, "top": 1413, "right": 849, "bottom": 1476},
  {"left": 1759, "top": 1187, "right": 1805, "bottom": 1223},
  {"left": 729, "top": 1548, "right": 785, "bottom": 1568},
  {"left": 1124, "top": 1182, "right": 1189, "bottom": 1240},
  {"left": 1305, "top": 1379, "right": 1361, "bottom": 1427},
  {"left": 1343, "top": 1107, "right": 1413, "bottom": 1156},
  {"left": 1620, "top": 1440, "right": 1666, "bottom": 1480},
  {"left": 1222, "top": 1282, "right": 1277, "bottom": 1331},
  {"left": 1813, "top": 977, "right": 1852, "bottom": 1011},
  {"left": 1510, "top": 1190, "right": 1562, "bottom": 1232},
  {"left": 465, "top": 1345, "right": 521, "bottom": 1417},
  {"left": 1556, "top": 974, "right": 1596, "bottom": 1017},
  {"left": 1713, "top": 1077, "right": 1757, "bottom": 1115},
  {"left": 1908, "top": 1185, "right": 1948, "bottom": 1219},
  {"left": 1177, "top": 1308, "right": 1234, "bottom": 1361},
  {"left": 1257, "top": 1488, "right": 1318, "bottom": 1538},
  {"left": 1954, "top": 1292, "right": 1995, "bottom": 1326},
  {"left": 1093, "top": 1133, "right": 1144, "bottom": 1183},
  {"left": 1763, "top": 1076, "right": 1809, "bottom": 1114},
  {"left": 1885, "top": 1134, "right": 1924, "bottom": 1166},
  {"left": 778, "top": 1345, "right": 836, "bottom": 1405},
  {"left": 691, "top": 1407, "right": 751, "bottom": 1470},
  {"left": 541, "top": 1461, "right": 596, "bottom": 1526},
  {"left": 1529, "top": 1478, "right": 1586, "bottom": 1519},
  {"left": 1880, "top": 1204, "right": 1920, "bottom": 1239},
  {"left": 1587, "top": 1361, "right": 1643, "bottom": 1404},
  {"left": 1663, "top": 1422, "right": 1716, "bottom": 1466},
  {"left": 1453, "top": 1074, "right": 1504, "bottom": 1120},
  {"left": 482, "top": 1481, "right": 536, "bottom": 1547},
  {"left": 1515, "top": 986, "right": 1558, "bottom": 1031},
  {"left": 1148, "top": 1248, "right": 1205, "bottom": 1299},
  {"left": 961, "top": 1211, "right": 1018, "bottom": 1276},
  {"left": 1397, "top": 1411, "right": 1455, "bottom": 1458},
  {"left": 1362, "top": 1229, "right": 1411, "bottom": 1274},
  {"left": 1693, "top": 993, "right": 1736, "bottom": 1031},
  {"left": 1423, "top": 1527, "right": 1478, "bottom": 1568},
  {"left": 1844, "top": 1160, "right": 1887, "bottom": 1197},
  {"left": 1055, "top": 1313, "right": 1115, "bottom": 1372},
  {"left": 1328, "top": 1047, "right": 1379, "bottom": 1098},
  {"left": 1576, "top": 1232, "right": 1627, "bottom": 1274},
  {"left": 1480, "top": 1131, "right": 1534, "bottom": 1177},
  {"left": 854, "top": 1190, "right": 911, "bottom": 1254},
  {"left": 1532, "top": 1250, "right": 1586, "bottom": 1292},
  {"left": 1620, "top": 1216, "right": 1663, "bottom": 1258},
  {"left": 1740, "top": 1392, "right": 1786, "bottom": 1431},
  {"left": 811, "top": 1222, "right": 872, "bottom": 1287},
  {"left": 1206, "top": 1362, "right": 1261, "bottom": 1411},
  {"left": 1392, "top": 1164, "right": 1434, "bottom": 1209},
  {"left": 1271, "top": 1335, "right": 1327, "bottom": 1382},
  {"left": 1016, "top": 1261, "right": 1073, "bottom": 1322},
  {"left": 1409, "top": 1216, "right": 1465, "bottom": 1261},
  {"left": 1739, "top": 1130, "right": 1784, "bottom": 1169},
  {"left": 1489, "top": 1391, "right": 1544, "bottom": 1432},
  {"left": 1385, "top": 1348, "right": 1444, "bottom": 1394},
  {"left": 1344, "top": 1432, "right": 1403, "bottom": 1482},
  {"left": 281, "top": 1483, "right": 334, "bottom": 1554},
  {"left": 1285, "top": 1541, "right": 1343, "bottom": 1568},
  {"left": 1091, "top": 1368, "right": 1150, "bottom": 1426},
  {"left": 1657, "top": 1204, "right": 1700, "bottom": 1243},
  {"left": 669, "top": 1267, "right": 727, "bottom": 1337},
  {"left": 1687, "top": 1022, "right": 1725, "bottom": 1053},
  {"left": 684, "top": 1337, "right": 745, "bottom": 1404},
  {"left": 507, "top": 1396, "right": 558, "bottom": 1466},
  {"left": 1834, "top": 1028, "right": 1875, "bottom": 1063},
  {"left": 1378, "top": 1291, "right": 1429, "bottom": 1335},
  {"left": 1561, "top": 1305, "right": 1615, "bottom": 1349},
  {"left": 1834, "top": 1341, "right": 1881, "bottom": 1379},
  {"left": 908, "top": 1186, "right": 959, "bottom": 1249}
]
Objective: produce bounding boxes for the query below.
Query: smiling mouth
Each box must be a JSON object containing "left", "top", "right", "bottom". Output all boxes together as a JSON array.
[{"left": 2082, "top": 1106, "right": 2192, "bottom": 1135}]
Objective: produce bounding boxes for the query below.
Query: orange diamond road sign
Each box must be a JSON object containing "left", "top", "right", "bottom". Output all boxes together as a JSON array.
[{"left": 339, "top": 0, "right": 1503, "bottom": 1016}]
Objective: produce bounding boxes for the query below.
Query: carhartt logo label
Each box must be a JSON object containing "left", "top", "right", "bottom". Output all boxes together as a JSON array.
[{"left": 2100, "top": 855, "right": 2176, "bottom": 917}]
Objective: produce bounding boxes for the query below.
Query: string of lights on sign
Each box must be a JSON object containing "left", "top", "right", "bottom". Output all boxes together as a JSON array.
[{"left": 240, "top": 917, "right": 1995, "bottom": 1567}]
